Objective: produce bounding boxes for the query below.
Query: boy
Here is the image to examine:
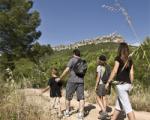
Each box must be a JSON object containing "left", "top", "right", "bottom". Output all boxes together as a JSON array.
[{"left": 41, "top": 68, "right": 63, "bottom": 118}]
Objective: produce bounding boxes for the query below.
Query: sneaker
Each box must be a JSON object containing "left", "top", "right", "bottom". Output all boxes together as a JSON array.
[
  {"left": 98, "top": 111, "right": 108, "bottom": 120},
  {"left": 77, "top": 112, "right": 84, "bottom": 120},
  {"left": 64, "top": 110, "right": 70, "bottom": 117}
]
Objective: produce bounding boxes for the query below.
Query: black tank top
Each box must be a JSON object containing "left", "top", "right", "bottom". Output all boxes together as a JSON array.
[{"left": 115, "top": 56, "right": 133, "bottom": 84}]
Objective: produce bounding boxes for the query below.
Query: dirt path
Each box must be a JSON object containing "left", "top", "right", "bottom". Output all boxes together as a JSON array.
[{"left": 23, "top": 89, "right": 150, "bottom": 120}]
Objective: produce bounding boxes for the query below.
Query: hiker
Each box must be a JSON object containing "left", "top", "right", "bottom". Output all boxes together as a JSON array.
[
  {"left": 40, "top": 67, "right": 63, "bottom": 118},
  {"left": 56, "top": 49, "right": 87, "bottom": 120},
  {"left": 95, "top": 55, "right": 111, "bottom": 119},
  {"left": 105, "top": 42, "right": 136, "bottom": 120}
]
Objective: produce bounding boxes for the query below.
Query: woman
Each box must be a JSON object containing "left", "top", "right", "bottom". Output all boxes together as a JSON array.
[{"left": 105, "top": 42, "right": 136, "bottom": 120}]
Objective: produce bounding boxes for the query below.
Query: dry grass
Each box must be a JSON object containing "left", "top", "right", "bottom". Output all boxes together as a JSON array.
[
  {"left": 131, "top": 87, "right": 150, "bottom": 112},
  {"left": 0, "top": 82, "right": 55, "bottom": 120},
  {"left": 0, "top": 90, "right": 42, "bottom": 120}
]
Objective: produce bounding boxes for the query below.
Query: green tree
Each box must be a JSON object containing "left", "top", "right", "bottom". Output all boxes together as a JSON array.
[
  {"left": 0, "top": 0, "right": 41, "bottom": 68},
  {"left": 133, "top": 37, "right": 150, "bottom": 87},
  {"left": 28, "top": 42, "right": 53, "bottom": 63}
]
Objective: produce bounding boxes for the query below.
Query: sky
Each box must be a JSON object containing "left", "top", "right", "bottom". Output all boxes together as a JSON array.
[{"left": 32, "top": 0, "right": 150, "bottom": 46}]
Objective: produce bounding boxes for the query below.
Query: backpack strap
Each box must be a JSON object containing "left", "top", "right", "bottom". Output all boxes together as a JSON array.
[{"left": 101, "top": 65, "right": 111, "bottom": 84}]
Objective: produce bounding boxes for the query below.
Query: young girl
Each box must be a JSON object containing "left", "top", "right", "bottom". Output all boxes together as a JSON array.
[
  {"left": 105, "top": 42, "right": 136, "bottom": 120},
  {"left": 41, "top": 67, "right": 63, "bottom": 118},
  {"left": 95, "top": 55, "right": 111, "bottom": 119}
]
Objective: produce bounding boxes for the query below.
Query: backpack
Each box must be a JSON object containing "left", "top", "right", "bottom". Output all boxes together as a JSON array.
[
  {"left": 101, "top": 65, "right": 111, "bottom": 84},
  {"left": 73, "top": 59, "right": 87, "bottom": 78}
]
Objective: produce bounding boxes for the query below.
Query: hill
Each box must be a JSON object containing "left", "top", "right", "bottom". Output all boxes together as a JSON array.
[{"left": 52, "top": 33, "right": 123, "bottom": 51}]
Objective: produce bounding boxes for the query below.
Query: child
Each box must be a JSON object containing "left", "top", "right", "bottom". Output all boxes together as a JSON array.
[
  {"left": 95, "top": 55, "right": 111, "bottom": 119},
  {"left": 41, "top": 67, "right": 63, "bottom": 118}
]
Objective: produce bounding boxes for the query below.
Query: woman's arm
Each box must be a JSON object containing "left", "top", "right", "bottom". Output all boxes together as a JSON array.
[
  {"left": 105, "top": 61, "right": 119, "bottom": 88},
  {"left": 130, "top": 65, "right": 134, "bottom": 83}
]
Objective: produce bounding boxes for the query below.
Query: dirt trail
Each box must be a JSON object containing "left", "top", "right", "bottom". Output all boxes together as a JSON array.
[{"left": 23, "top": 89, "right": 150, "bottom": 120}]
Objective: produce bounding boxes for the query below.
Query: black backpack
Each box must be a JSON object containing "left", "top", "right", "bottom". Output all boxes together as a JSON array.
[
  {"left": 73, "top": 59, "right": 87, "bottom": 78},
  {"left": 101, "top": 65, "right": 111, "bottom": 84}
]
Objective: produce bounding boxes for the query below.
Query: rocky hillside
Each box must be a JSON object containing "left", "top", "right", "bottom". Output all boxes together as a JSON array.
[{"left": 52, "top": 32, "right": 124, "bottom": 51}]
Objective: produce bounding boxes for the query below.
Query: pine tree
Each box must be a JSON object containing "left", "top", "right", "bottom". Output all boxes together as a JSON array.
[
  {"left": 0, "top": 0, "right": 41, "bottom": 56},
  {"left": 0, "top": 0, "right": 41, "bottom": 68}
]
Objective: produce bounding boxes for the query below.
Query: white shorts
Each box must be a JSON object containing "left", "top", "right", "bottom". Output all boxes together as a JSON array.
[{"left": 115, "top": 84, "right": 133, "bottom": 114}]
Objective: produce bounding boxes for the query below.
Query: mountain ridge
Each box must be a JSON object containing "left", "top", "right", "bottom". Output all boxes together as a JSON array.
[{"left": 52, "top": 32, "right": 124, "bottom": 51}]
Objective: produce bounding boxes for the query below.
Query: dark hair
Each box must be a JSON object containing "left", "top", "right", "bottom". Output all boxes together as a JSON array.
[
  {"left": 98, "top": 55, "right": 107, "bottom": 66},
  {"left": 99, "top": 55, "right": 106, "bottom": 61},
  {"left": 118, "top": 42, "right": 130, "bottom": 64},
  {"left": 73, "top": 49, "right": 80, "bottom": 57}
]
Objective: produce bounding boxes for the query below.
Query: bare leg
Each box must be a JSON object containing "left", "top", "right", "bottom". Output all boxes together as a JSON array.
[
  {"left": 111, "top": 109, "right": 120, "bottom": 120},
  {"left": 127, "top": 111, "right": 136, "bottom": 120},
  {"left": 96, "top": 96, "right": 105, "bottom": 112},
  {"left": 57, "top": 97, "right": 61, "bottom": 115},
  {"left": 96, "top": 96, "right": 102, "bottom": 112},
  {"left": 102, "top": 96, "right": 106, "bottom": 112},
  {"left": 51, "top": 97, "right": 56, "bottom": 109},
  {"left": 65, "top": 99, "right": 70, "bottom": 111},
  {"left": 79, "top": 100, "right": 85, "bottom": 113}
]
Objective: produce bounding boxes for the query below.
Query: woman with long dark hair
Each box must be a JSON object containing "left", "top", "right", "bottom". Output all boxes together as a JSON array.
[{"left": 105, "top": 42, "right": 136, "bottom": 120}]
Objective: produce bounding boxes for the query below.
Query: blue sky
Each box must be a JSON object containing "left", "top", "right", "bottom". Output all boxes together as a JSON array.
[{"left": 33, "top": 0, "right": 150, "bottom": 46}]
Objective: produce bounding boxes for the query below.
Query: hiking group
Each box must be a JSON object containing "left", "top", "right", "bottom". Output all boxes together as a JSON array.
[{"left": 40, "top": 42, "right": 136, "bottom": 120}]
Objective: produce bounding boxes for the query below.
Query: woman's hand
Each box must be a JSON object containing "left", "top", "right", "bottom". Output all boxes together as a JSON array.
[
  {"left": 128, "top": 84, "right": 133, "bottom": 92},
  {"left": 105, "top": 82, "right": 109, "bottom": 90}
]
